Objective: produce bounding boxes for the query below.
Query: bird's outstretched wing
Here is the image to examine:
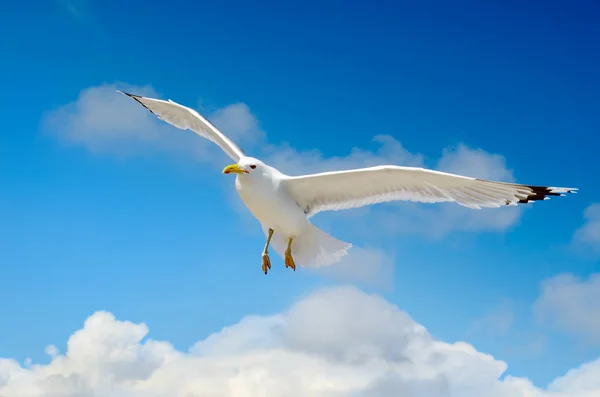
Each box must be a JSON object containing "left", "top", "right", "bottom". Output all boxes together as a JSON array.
[
  {"left": 283, "top": 166, "right": 577, "bottom": 217},
  {"left": 118, "top": 91, "right": 246, "bottom": 162}
]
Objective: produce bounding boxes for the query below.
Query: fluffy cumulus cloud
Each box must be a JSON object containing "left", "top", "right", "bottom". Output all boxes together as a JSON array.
[
  {"left": 44, "top": 83, "right": 525, "bottom": 237},
  {"left": 573, "top": 204, "right": 600, "bottom": 255},
  {"left": 1, "top": 286, "right": 599, "bottom": 397},
  {"left": 533, "top": 273, "right": 600, "bottom": 346}
]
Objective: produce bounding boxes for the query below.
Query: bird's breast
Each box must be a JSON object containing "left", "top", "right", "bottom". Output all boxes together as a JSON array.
[{"left": 235, "top": 177, "right": 308, "bottom": 236}]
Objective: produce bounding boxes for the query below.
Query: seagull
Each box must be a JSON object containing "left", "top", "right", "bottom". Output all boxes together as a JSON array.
[{"left": 118, "top": 91, "right": 578, "bottom": 275}]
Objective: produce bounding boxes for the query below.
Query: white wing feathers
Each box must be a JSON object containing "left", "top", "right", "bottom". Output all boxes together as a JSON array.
[
  {"left": 283, "top": 166, "right": 577, "bottom": 217},
  {"left": 118, "top": 91, "right": 246, "bottom": 162}
]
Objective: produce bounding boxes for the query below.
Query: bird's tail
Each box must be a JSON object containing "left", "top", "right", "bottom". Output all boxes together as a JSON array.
[{"left": 262, "top": 223, "right": 352, "bottom": 268}]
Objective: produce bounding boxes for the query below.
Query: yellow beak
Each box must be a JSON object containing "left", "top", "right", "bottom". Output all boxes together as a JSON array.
[{"left": 222, "top": 164, "right": 248, "bottom": 175}]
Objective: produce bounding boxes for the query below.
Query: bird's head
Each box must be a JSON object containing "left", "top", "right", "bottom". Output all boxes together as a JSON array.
[{"left": 222, "top": 157, "right": 266, "bottom": 177}]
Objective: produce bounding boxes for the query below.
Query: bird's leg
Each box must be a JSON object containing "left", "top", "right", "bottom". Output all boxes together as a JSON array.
[
  {"left": 261, "top": 228, "right": 274, "bottom": 275},
  {"left": 284, "top": 237, "right": 296, "bottom": 271}
]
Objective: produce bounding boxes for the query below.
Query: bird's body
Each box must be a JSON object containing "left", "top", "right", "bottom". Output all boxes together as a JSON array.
[
  {"left": 231, "top": 157, "right": 352, "bottom": 270},
  {"left": 118, "top": 90, "right": 578, "bottom": 274},
  {"left": 235, "top": 159, "right": 308, "bottom": 238}
]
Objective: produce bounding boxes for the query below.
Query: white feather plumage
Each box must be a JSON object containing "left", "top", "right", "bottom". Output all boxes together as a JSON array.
[{"left": 119, "top": 91, "right": 578, "bottom": 268}]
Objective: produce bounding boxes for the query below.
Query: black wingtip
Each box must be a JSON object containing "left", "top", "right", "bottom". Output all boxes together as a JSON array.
[
  {"left": 117, "top": 90, "right": 156, "bottom": 115},
  {"left": 515, "top": 185, "right": 578, "bottom": 204},
  {"left": 117, "top": 90, "right": 140, "bottom": 99}
]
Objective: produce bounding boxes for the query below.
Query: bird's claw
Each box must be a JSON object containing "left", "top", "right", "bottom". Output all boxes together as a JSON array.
[
  {"left": 284, "top": 252, "right": 296, "bottom": 271},
  {"left": 261, "top": 252, "right": 271, "bottom": 275}
]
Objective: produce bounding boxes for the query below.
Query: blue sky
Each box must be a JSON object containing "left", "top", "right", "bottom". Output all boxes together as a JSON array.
[{"left": 1, "top": 1, "right": 600, "bottom": 395}]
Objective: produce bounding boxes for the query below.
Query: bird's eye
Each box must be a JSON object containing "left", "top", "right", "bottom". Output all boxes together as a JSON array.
[{"left": 250, "top": 164, "right": 257, "bottom": 169}]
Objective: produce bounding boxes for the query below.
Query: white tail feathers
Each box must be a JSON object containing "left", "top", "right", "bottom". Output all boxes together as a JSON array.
[{"left": 262, "top": 224, "right": 352, "bottom": 268}]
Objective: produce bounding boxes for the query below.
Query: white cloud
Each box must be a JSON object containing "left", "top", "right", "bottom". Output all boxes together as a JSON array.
[
  {"left": 42, "top": 83, "right": 264, "bottom": 167},
  {"left": 437, "top": 144, "right": 514, "bottom": 181},
  {"left": 573, "top": 204, "right": 600, "bottom": 255},
  {"left": 1, "top": 286, "right": 599, "bottom": 397},
  {"left": 549, "top": 359, "right": 600, "bottom": 396},
  {"left": 43, "top": 346, "right": 59, "bottom": 359},
  {"left": 264, "top": 134, "right": 424, "bottom": 176},
  {"left": 533, "top": 273, "right": 600, "bottom": 346},
  {"left": 209, "top": 102, "right": 266, "bottom": 146},
  {"left": 44, "top": 83, "right": 164, "bottom": 154}
]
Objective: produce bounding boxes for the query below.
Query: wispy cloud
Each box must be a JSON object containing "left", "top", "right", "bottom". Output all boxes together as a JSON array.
[
  {"left": 58, "top": 0, "right": 88, "bottom": 22},
  {"left": 534, "top": 272, "right": 600, "bottom": 346},
  {"left": 467, "top": 298, "right": 516, "bottom": 336},
  {"left": 42, "top": 83, "right": 259, "bottom": 168},
  {"left": 466, "top": 297, "right": 548, "bottom": 359},
  {"left": 573, "top": 204, "right": 600, "bottom": 256},
  {"left": 311, "top": 246, "right": 396, "bottom": 291}
]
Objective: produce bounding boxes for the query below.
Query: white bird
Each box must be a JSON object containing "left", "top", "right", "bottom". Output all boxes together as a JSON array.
[{"left": 118, "top": 91, "right": 578, "bottom": 274}]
